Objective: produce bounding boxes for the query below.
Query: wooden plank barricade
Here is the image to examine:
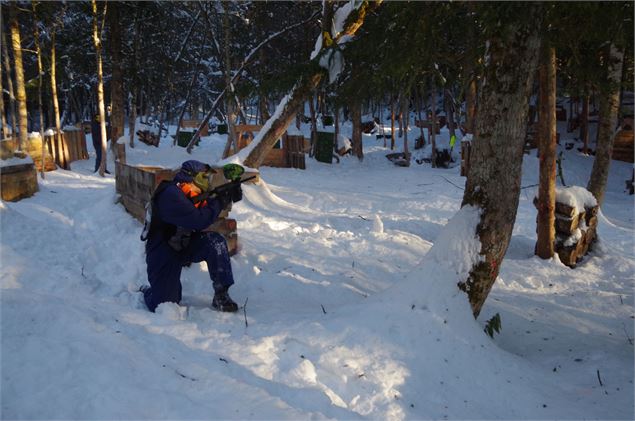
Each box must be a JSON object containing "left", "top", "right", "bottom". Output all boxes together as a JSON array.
[
  {"left": 115, "top": 145, "right": 258, "bottom": 256},
  {"left": 231, "top": 125, "right": 306, "bottom": 169}
]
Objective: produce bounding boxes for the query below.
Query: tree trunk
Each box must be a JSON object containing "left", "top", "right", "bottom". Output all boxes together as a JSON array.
[
  {"left": 445, "top": 89, "right": 456, "bottom": 142},
  {"left": 109, "top": 2, "right": 124, "bottom": 151},
  {"left": 390, "top": 94, "right": 396, "bottom": 150},
  {"left": 50, "top": 30, "right": 67, "bottom": 170},
  {"left": 401, "top": 91, "right": 409, "bottom": 159},
  {"left": 308, "top": 94, "right": 317, "bottom": 157},
  {"left": 32, "top": 3, "right": 46, "bottom": 177},
  {"left": 587, "top": 43, "right": 624, "bottom": 206},
  {"left": 92, "top": 0, "right": 108, "bottom": 177},
  {"left": 581, "top": 94, "right": 589, "bottom": 154},
  {"left": 222, "top": 5, "right": 238, "bottom": 159},
  {"left": 430, "top": 81, "right": 438, "bottom": 167},
  {"left": 459, "top": 6, "right": 542, "bottom": 318},
  {"left": 535, "top": 44, "right": 557, "bottom": 259},
  {"left": 9, "top": 3, "right": 28, "bottom": 150},
  {"left": 351, "top": 100, "right": 363, "bottom": 160},
  {"left": 334, "top": 107, "right": 340, "bottom": 155},
  {"left": 1, "top": 30, "right": 17, "bottom": 139},
  {"left": 465, "top": 77, "right": 477, "bottom": 134},
  {"left": 0, "top": 28, "right": 7, "bottom": 139},
  {"left": 129, "top": 9, "right": 140, "bottom": 148}
]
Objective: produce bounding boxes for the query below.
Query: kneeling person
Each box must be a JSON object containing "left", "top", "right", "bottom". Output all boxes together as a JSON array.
[{"left": 142, "top": 160, "right": 242, "bottom": 312}]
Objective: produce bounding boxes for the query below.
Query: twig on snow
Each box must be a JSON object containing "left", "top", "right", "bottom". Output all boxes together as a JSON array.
[{"left": 243, "top": 297, "right": 249, "bottom": 328}]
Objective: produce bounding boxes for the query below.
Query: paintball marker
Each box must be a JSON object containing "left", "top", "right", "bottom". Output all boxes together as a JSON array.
[{"left": 192, "top": 163, "right": 256, "bottom": 205}]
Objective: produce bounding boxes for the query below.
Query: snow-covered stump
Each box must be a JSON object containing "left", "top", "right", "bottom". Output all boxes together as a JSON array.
[
  {"left": 535, "top": 186, "right": 599, "bottom": 268},
  {"left": 0, "top": 156, "right": 38, "bottom": 201}
]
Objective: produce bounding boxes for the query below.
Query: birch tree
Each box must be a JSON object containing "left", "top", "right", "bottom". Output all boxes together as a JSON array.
[{"left": 587, "top": 43, "right": 625, "bottom": 206}]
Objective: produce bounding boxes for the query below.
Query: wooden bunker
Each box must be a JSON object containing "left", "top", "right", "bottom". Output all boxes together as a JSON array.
[
  {"left": 231, "top": 124, "right": 306, "bottom": 169},
  {"left": 115, "top": 145, "right": 257, "bottom": 255},
  {"left": 0, "top": 156, "right": 38, "bottom": 202}
]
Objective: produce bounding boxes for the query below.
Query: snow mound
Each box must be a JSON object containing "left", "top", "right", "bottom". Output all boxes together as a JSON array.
[{"left": 554, "top": 186, "right": 597, "bottom": 213}]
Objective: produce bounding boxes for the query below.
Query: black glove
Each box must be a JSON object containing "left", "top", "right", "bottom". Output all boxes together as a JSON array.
[
  {"left": 215, "top": 190, "right": 232, "bottom": 210},
  {"left": 229, "top": 183, "right": 243, "bottom": 203}
]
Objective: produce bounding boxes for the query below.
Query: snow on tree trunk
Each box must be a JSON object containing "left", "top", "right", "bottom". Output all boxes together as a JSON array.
[
  {"left": 9, "top": 3, "right": 28, "bottom": 151},
  {"left": 536, "top": 44, "right": 557, "bottom": 259},
  {"left": 92, "top": 0, "right": 108, "bottom": 177},
  {"left": 459, "top": 7, "right": 542, "bottom": 318},
  {"left": 587, "top": 43, "right": 624, "bottom": 207}
]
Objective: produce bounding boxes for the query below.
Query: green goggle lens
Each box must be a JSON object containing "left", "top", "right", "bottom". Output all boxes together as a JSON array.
[{"left": 193, "top": 171, "right": 210, "bottom": 191}]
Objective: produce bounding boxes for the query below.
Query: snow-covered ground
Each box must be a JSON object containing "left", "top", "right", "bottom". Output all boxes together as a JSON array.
[{"left": 1, "top": 119, "right": 633, "bottom": 419}]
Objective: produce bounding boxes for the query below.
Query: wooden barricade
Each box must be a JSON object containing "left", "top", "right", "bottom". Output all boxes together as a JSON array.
[
  {"left": 43, "top": 128, "right": 89, "bottom": 169},
  {"left": 0, "top": 159, "right": 38, "bottom": 201},
  {"left": 114, "top": 150, "right": 258, "bottom": 255},
  {"left": 612, "top": 127, "right": 634, "bottom": 163},
  {"left": 231, "top": 125, "right": 306, "bottom": 169},
  {"left": 181, "top": 119, "right": 208, "bottom": 137}
]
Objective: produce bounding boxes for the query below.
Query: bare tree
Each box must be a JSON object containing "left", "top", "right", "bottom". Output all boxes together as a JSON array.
[
  {"left": 587, "top": 43, "right": 625, "bottom": 206},
  {"left": 92, "top": 0, "right": 108, "bottom": 176},
  {"left": 1, "top": 29, "right": 17, "bottom": 140},
  {"left": 535, "top": 43, "right": 557, "bottom": 259},
  {"left": 109, "top": 1, "right": 124, "bottom": 152},
  {"left": 9, "top": 2, "right": 28, "bottom": 150},
  {"left": 32, "top": 2, "right": 46, "bottom": 177}
]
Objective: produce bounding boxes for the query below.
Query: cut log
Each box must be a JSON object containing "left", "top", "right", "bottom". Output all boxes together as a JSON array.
[
  {"left": 555, "top": 201, "right": 576, "bottom": 218},
  {"left": 555, "top": 213, "right": 581, "bottom": 235}
]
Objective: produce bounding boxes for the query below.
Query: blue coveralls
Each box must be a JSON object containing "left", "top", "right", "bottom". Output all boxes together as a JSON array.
[{"left": 143, "top": 172, "right": 235, "bottom": 312}]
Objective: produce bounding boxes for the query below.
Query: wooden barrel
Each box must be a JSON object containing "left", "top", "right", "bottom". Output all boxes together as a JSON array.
[{"left": 0, "top": 161, "right": 38, "bottom": 201}]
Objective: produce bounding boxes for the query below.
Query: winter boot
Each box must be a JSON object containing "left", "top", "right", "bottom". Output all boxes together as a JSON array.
[{"left": 212, "top": 287, "right": 238, "bottom": 312}]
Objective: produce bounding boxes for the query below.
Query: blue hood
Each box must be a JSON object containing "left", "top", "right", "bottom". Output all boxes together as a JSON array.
[{"left": 174, "top": 160, "right": 210, "bottom": 183}]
